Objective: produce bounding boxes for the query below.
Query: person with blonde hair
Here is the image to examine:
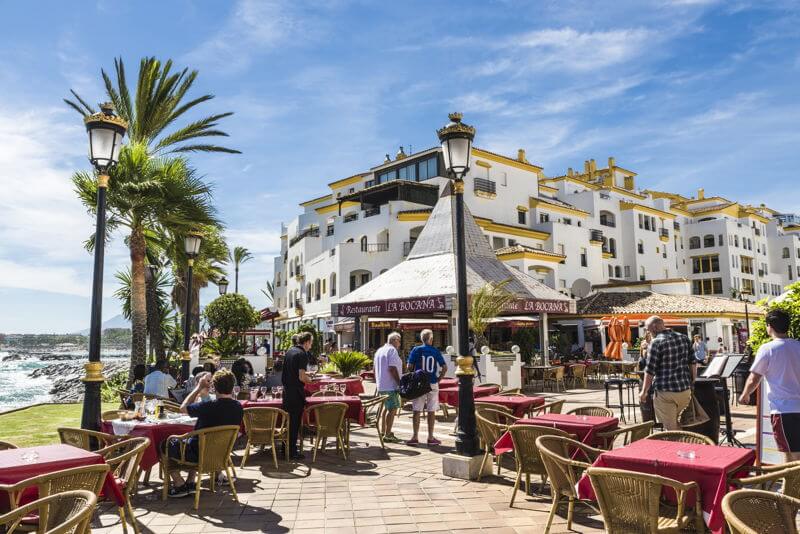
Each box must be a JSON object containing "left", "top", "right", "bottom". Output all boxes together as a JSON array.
[{"left": 406, "top": 329, "right": 447, "bottom": 446}]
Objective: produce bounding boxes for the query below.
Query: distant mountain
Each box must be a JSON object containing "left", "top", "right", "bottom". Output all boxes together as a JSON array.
[{"left": 75, "top": 314, "right": 130, "bottom": 335}]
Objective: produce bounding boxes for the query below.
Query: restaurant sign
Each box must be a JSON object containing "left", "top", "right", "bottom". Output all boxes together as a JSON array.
[
  {"left": 333, "top": 295, "right": 452, "bottom": 317},
  {"left": 501, "top": 299, "right": 575, "bottom": 314}
]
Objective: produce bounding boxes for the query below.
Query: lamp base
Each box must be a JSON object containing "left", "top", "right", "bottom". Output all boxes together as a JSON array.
[{"left": 442, "top": 452, "right": 492, "bottom": 481}]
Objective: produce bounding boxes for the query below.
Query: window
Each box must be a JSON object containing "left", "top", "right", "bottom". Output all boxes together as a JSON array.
[
  {"left": 790, "top": 265, "right": 794, "bottom": 280},
  {"left": 638, "top": 214, "right": 644, "bottom": 229},
  {"left": 718, "top": 234, "right": 723, "bottom": 246},
  {"left": 609, "top": 238, "right": 617, "bottom": 256},
  {"left": 360, "top": 236, "right": 368, "bottom": 252},
  {"left": 559, "top": 279, "right": 567, "bottom": 288},
  {"left": 499, "top": 172, "right": 507, "bottom": 186},
  {"left": 615, "top": 266, "right": 622, "bottom": 278},
  {"left": 783, "top": 247, "right": 790, "bottom": 258},
  {"left": 314, "top": 279, "right": 321, "bottom": 301},
  {"left": 599, "top": 211, "right": 615, "bottom": 227},
  {"left": 562, "top": 217, "right": 572, "bottom": 225},
  {"left": 330, "top": 273, "right": 336, "bottom": 296},
  {"left": 637, "top": 240, "right": 644, "bottom": 254},
  {"left": 349, "top": 275, "right": 357, "bottom": 291},
  {"left": 306, "top": 283, "right": 312, "bottom": 303},
  {"left": 275, "top": 272, "right": 281, "bottom": 287},
  {"left": 580, "top": 247, "right": 587, "bottom": 267},
  {"left": 638, "top": 266, "right": 645, "bottom": 280},
  {"left": 734, "top": 235, "right": 739, "bottom": 247},
  {"left": 741, "top": 256, "right": 754, "bottom": 275},
  {"left": 558, "top": 243, "right": 565, "bottom": 255},
  {"left": 742, "top": 278, "right": 754, "bottom": 294},
  {"left": 797, "top": 265, "right": 800, "bottom": 278},
  {"left": 608, "top": 265, "right": 613, "bottom": 277},
  {"left": 518, "top": 210, "right": 526, "bottom": 225},
  {"left": 692, "top": 278, "right": 723, "bottom": 295},
  {"left": 378, "top": 155, "right": 438, "bottom": 184},
  {"left": 361, "top": 273, "right": 370, "bottom": 285},
  {"left": 322, "top": 278, "right": 326, "bottom": 295},
  {"left": 644, "top": 216, "right": 651, "bottom": 231},
  {"left": 703, "top": 234, "right": 715, "bottom": 248},
  {"left": 492, "top": 237, "right": 504, "bottom": 250},
  {"left": 762, "top": 282, "right": 768, "bottom": 294},
  {"left": 692, "top": 255, "right": 720, "bottom": 274},
  {"left": 540, "top": 213, "right": 550, "bottom": 223},
  {"left": 326, "top": 224, "right": 334, "bottom": 236},
  {"left": 508, "top": 239, "right": 517, "bottom": 246},
  {"left": 689, "top": 237, "right": 701, "bottom": 249}
]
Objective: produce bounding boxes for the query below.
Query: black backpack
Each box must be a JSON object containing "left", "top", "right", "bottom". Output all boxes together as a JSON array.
[{"left": 398, "top": 369, "right": 432, "bottom": 400}]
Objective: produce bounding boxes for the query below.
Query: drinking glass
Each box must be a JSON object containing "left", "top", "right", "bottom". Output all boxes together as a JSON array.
[
  {"left": 260, "top": 386, "right": 268, "bottom": 399},
  {"left": 337, "top": 384, "right": 346, "bottom": 396},
  {"left": 277, "top": 386, "right": 283, "bottom": 400},
  {"left": 233, "top": 386, "right": 241, "bottom": 398}
]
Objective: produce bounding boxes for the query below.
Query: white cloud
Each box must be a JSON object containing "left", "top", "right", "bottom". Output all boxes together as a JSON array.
[{"left": 689, "top": 92, "right": 763, "bottom": 125}]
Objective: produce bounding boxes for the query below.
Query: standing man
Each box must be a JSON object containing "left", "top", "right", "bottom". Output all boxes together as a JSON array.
[
  {"left": 143, "top": 359, "right": 177, "bottom": 398},
  {"left": 739, "top": 310, "right": 800, "bottom": 462},
  {"left": 374, "top": 332, "right": 403, "bottom": 443},
  {"left": 282, "top": 331, "right": 314, "bottom": 460},
  {"left": 639, "top": 316, "right": 696, "bottom": 430},
  {"left": 406, "top": 329, "right": 447, "bottom": 446}
]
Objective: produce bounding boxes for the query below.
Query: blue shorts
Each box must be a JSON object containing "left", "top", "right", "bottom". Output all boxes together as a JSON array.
[{"left": 379, "top": 391, "right": 401, "bottom": 410}]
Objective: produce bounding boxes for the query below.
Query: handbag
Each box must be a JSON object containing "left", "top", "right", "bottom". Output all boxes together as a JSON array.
[
  {"left": 679, "top": 392, "right": 710, "bottom": 428},
  {"left": 398, "top": 369, "right": 432, "bottom": 400}
]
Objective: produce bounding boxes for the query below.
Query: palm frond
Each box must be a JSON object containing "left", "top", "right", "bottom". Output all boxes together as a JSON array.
[{"left": 469, "top": 279, "right": 514, "bottom": 337}]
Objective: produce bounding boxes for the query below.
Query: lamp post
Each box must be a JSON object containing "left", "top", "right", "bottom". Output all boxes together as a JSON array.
[
  {"left": 218, "top": 276, "right": 229, "bottom": 295},
  {"left": 437, "top": 112, "right": 478, "bottom": 457},
  {"left": 182, "top": 232, "right": 203, "bottom": 381},
  {"left": 739, "top": 289, "right": 752, "bottom": 348},
  {"left": 81, "top": 103, "right": 127, "bottom": 431}
]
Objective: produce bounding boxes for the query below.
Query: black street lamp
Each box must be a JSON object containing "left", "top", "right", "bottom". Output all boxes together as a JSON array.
[
  {"left": 437, "top": 112, "right": 478, "bottom": 457},
  {"left": 182, "top": 231, "right": 203, "bottom": 380},
  {"left": 218, "top": 276, "right": 229, "bottom": 295},
  {"left": 739, "top": 288, "right": 752, "bottom": 345},
  {"left": 81, "top": 103, "right": 127, "bottom": 431}
]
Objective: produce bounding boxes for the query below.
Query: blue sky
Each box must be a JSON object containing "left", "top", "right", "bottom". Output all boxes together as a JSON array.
[{"left": 1, "top": 0, "right": 799, "bottom": 333}]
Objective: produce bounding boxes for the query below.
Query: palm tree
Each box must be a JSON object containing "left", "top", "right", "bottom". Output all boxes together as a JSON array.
[
  {"left": 469, "top": 279, "right": 514, "bottom": 353},
  {"left": 230, "top": 246, "right": 254, "bottom": 293},
  {"left": 73, "top": 143, "right": 220, "bottom": 379},
  {"left": 114, "top": 264, "right": 174, "bottom": 360},
  {"left": 66, "top": 56, "right": 237, "bottom": 375},
  {"left": 261, "top": 281, "right": 274, "bottom": 304}
]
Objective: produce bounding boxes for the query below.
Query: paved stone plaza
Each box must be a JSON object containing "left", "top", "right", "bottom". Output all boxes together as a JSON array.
[{"left": 91, "top": 384, "right": 758, "bottom": 534}]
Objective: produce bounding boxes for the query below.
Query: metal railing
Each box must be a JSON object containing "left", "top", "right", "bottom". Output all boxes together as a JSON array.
[
  {"left": 660, "top": 228, "right": 669, "bottom": 238},
  {"left": 344, "top": 213, "right": 358, "bottom": 223},
  {"left": 673, "top": 221, "right": 681, "bottom": 231},
  {"left": 599, "top": 218, "right": 615, "bottom": 228},
  {"left": 289, "top": 226, "right": 319, "bottom": 247},
  {"left": 590, "top": 229, "right": 604, "bottom": 241},
  {"left": 361, "top": 243, "right": 389, "bottom": 252},
  {"left": 474, "top": 177, "right": 496, "bottom": 195},
  {"left": 364, "top": 207, "right": 380, "bottom": 218}
]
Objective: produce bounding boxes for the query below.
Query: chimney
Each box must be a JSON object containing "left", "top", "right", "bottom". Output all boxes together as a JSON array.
[
  {"left": 384, "top": 154, "right": 391, "bottom": 163},
  {"left": 590, "top": 159, "right": 597, "bottom": 172},
  {"left": 608, "top": 156, "right": 615, "bottom": 168},
  {"left": 517, "top": 148, "right": 528, "bottom": 163},
  {"left": 584, "top": 160, "right": 590, "bottom": 173},
  {"left": 567, "top": 167, "right": 573, "bottom": 177},
  {"left": 697, "top": 188, "right": 705, "bottom": 200}
]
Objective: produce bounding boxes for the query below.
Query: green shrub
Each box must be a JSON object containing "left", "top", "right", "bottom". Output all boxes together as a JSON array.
[
  {"left": 203, "top": 293, "right": 261, "bottom": 338},
  {"left": 327, "top": 350, "right": 371, "bottom": 377},
  {"left": 277, "top": 323, "right": 322, "bottom": 357},
  {"left": 102, "top": 370, "right": 128, "bottom": 403},
  {"left": 748, "top": 281, "right": 800, "bottom": 353},
  {"left": 203, "top": 336, "right": 247, "bottom": 358}
]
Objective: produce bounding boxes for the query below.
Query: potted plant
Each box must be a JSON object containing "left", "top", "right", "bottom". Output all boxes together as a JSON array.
[{"left": 327, "top": 350, "right": 372, "bottom": 377}]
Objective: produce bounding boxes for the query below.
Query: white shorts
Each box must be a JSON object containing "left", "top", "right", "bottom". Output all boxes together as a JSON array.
[{"left": 412, "top": 384, "right": 439, "bottom": 413}]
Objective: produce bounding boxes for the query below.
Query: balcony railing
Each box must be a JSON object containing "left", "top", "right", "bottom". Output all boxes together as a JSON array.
[
  {"left": 754, "top": 228, "right": 761, "bottom": 236},
  {"left": 343, "top": 213, "right": 358, "bottom": 223},
  {"left": 660, "top": 228, "right": 669, "bottom": 238},
  {"left": 289, "top": 226, "right": 320, "bottom": 247},
  {"left": 599, "top": 219, "right": 616, "bottom": 228},
  {"left": 364, "top": 179, "right": 376, "bottom": 188},
  {"left": 590, "top": 229, "right": 604, "bottom": 242},
  {"left": 364, "top": 207, "right": 381, "bottom": 218},
  {"left": 403, "top": 241, "right": 415, "bottom": 256},
  {"left": 361, "top": 243, "right": 389, "bottom": 252},
  {"left": 474, "top": 177, "right": 496, "bottom": 195}
]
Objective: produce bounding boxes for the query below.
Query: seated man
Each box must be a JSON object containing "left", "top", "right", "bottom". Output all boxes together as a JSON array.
[
  {"left": 263, "top": 360, "right": 283, "bottom": 389},
  {"left": 143, "top": 359, "right": 176, "bottom": 398},
  {"left": 166, "top": 369, "right": 243, "bottom": 497}
]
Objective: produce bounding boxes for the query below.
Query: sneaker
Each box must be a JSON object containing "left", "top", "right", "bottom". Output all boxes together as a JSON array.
[
  {"left": 383, "top": 433, "right": 401, "bottom": 443},
  {"left": 427, "top": 438, "right": 442, "bottom": 446},
  {"left": 290, "top": 452, "right": 306, "bottom": 460},
  {"left": 184, "top": 483, "right": 196, "bottom": 494},
  {"left": 168, "top": 485, "right": 189, "bottom": 498},
  {"left": 405, "top": 437, "right": 419, "bottom": 446}
]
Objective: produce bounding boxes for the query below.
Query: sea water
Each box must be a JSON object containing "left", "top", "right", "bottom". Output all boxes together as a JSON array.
[{"left": 0, "top": 350, "right": 52, "bottom": 411}]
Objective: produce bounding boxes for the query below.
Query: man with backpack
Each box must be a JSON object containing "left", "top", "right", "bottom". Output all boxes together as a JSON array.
[{"left": 406, "top": 329, "right": 447, "bottom": 446}]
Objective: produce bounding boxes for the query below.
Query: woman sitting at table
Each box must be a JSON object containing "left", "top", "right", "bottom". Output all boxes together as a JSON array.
[
  {"left": 231, "top": 358, "right": 254, "bottom": 389},
  {"left": 124, "top": 364, "right": 147, "bottom": 409},
  {"left": 166, "top": 369, "right": 243, "bottom": 498}
]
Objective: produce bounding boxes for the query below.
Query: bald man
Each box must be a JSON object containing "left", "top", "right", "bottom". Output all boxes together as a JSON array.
[{"left": 639, "top": 315, "right": 697, "bottom": 430}]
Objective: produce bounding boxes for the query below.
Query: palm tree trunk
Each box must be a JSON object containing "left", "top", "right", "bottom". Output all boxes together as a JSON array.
[
  {"left": 129, "top": 228, "right": 148, "bottom": 384},
  {"left": 145, "top": 268, "right": 166, "bottom": 360}
]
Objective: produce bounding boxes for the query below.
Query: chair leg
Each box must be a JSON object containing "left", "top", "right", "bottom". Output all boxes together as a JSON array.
[
  {"left": 510, "top": 470, "right": 522, "bottom": 507},
  {"left": 161, "top": 468, "right": 169, "bottom": 501},
  {"left": 210, "top": 471, "right": 216, "bottom": 493},
  {"left": 339, "top": 432, "right": 347, "bottom": 460},
  {"left": 544, "top": 495, "right": 560, "bottom": 534},
  {"left": 496, "top": 454, "right": 502, "bottom": 476},
  {"left": 193, "top": 476, "right": 201, "bottom": 511},
  {"left": 240, "top": 441, "right": 250, "bottom": 468},
  {"left": 525, "top": 473, "right": 531, "bottom": 495},
  {"left": 567, "top": 496, "right": 574, "bottom": 531},
  {"left": 225, "top": 465, "right": 239, "bottom": 503},
  {"left": 271, "top": 438, "right": 278, "bottom": 469},
  {"left": 312, "top": 434, "right": 321, "bottom": 462},
  {"left": 126, "top": 501, "right": 140, "bottom": 534},
  {"left": 477, "top": 451, "right": 489, "bottom": 482},
  {"left": 118, "top": 506, "right": 128, "bottom": 534}
]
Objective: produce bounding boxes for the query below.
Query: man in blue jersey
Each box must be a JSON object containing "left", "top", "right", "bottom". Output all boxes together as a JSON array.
[{"left": 406, "top": 329, "right": 447, "bottom": 446}]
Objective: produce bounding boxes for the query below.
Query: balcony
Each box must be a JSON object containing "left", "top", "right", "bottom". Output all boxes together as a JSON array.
[
  {"left": 673, "top": 221, "right": 681, "bottom": 231},
  {"left": 755, "top": 228, "right": 762, "bottom": 236},
  {"left": 474, "top": 177, "right": 497, "bottom": 196},
  {"left": 599, "top": 193, "right": 611, "bottom": 200},
  {"left": 343, "top": 212, "right": 359, "bottom": 223},
  {"left": 361, "top": 243, "right": 389, "bottom": 253},
  {"left": 590, "top": 229, "right": 604, "bottom": 242},
  {"left": 289, "top": 226, "right": 320, "bottom": 247},
  {"left": 599, "top": 219, "right": 616, "bottom": 228},
  {"left": 660, "top": 228, "right": 669, "bottom": 238},
  {"left": 364, "top": 207, "right": 381, "bottom": 218}
]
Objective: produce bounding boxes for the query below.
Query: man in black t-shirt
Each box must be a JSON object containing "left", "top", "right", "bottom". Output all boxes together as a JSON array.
[
  {"left": 166, "top": 368, "right": 243, "bottom": 497},
  {"left": 282, "top": 332, "right": 314, "bottom": 459}
]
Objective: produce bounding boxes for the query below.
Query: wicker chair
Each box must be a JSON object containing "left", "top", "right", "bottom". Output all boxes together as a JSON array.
[
  {"left": 97, "top": 437, "right": 149, "bottom": 534},
  {"left": 649, "top": 430, "right": 714, "bottom": 445},
  {"left": 566, "top": 406, "right": 614, "bottom": 418},
  {"left": 361, "top": 396, "right": 389, "bottom": 450},
  {"left": 57, "top": 427, "right": 125, "bottom": 451},
  {"left": 101, "top": 410, "right": 124, "bottom": 421},
  {"left": 0, "top": 440, "right": 17, "bottom": 451},
  {"left": 587, "top": 466, "right": 705, "bottom": 533},
  {"left": 536, "top": 435, "right": 603, "bottom": 533},
  {"left": 160, "top": 425, "right": 240, "bottom": 510},
  {"left": 498, "top": 388, "right": 524, "bottom": 396},
  {"left": 0, "top": 464, "right": 109, "bottom": 529},
  {"left": 475, "top": 406, "right": 519, "bottom": 426},
  {"left": 585, "top": 362, "right": 601, "bottom": 383},
  {"left": 543, "top": 367, "right": 566, "bottom": 392},
  {"left": 305, "top": 403, "right": 348, "bottom": 462},
  {"left": 596, "top": 420, "right": 654, "bottom": 450},
  {"left": 728, "top": 461, "right": 800, "bottom": 499},
  {"left": 534, "top": 399, "right": 565, "bottom": 416},
  {"left": 311, "top": 390, "right": 342, "bottom": 397},
  {"left": 722, "top": 489, "right": 800, "bottom": 534},
  {"left": 0, "top": 490, "right": 97, "bottom": 534},
  {"left": 241, "top": 407, "right": 289, "bottom": 468},
  {"left": 567, "top": 364, "right": 587, "bottom": 388},
  {"left": 475, "top": 412, "right": 511, "bottom": 481},
  {"left": 480, "top": 383, "right": 502, "bottom": 390},
  {"left": 507, "top": 424, "right": 575, "bottom": 507}
]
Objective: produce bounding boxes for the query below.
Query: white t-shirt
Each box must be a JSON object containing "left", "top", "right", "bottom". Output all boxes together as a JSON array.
[
  {"left": 143, "top": 370, "right": 177, "bottom": 398},
  {"left": 374, "top": 343, "right": 403, "bottom": 392},
  {"left": 751, "top": 337, "right": 800, "bottom": 414}
]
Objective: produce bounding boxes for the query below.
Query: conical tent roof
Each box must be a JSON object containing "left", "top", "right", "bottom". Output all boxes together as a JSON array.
[{"left": 333, "top": 184, "right": 575, "bottom": 317}]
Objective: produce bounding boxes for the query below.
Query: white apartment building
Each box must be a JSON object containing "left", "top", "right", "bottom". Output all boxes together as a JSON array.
[{"left": 271, "top": 146, "right": 800, "bottom": 339}]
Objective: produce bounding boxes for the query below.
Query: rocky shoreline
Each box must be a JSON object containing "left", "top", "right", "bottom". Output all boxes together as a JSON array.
[{"left": 28, "top": 361, "right": 129, "bottom": 402}]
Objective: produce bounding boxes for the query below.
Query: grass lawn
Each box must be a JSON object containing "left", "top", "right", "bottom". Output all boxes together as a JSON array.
[{"left": 0, "top": 403, "right": 117, "bottom": 448}]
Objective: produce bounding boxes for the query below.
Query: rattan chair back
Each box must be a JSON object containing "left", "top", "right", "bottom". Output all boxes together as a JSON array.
[
  {"left": 0, "top": 490, "right": 97, "bottom": 534},
  {"left": 731, "top": 461, "right": 800, "bottom": 499},
  {"left": 476, "top": 412, "right": 509, "bottom": 451},
  {"left": 97, "top": 437, "right": 149, "bottom": 490},
  {"left": 722, "top": 489, "right": 800, "bottom": 534},
  {"left": 196, "top": 426, "right": 239, "bottom": 473},
  {"left": 566, "top": 406, "right": 613, "bottom": 418},
  {"left": 536, "top": 435, "right": 601, "bottom": 500},
  {"left": 475, "top": 406, "right": 518, "bottom": 426},
  {"left": 241, "top": 407, "right": 288, "bottom": 468},
  {"left": 360, "top": 395, "right": 388, "bottom": 449},
  {"left": 508, "top": 424, "right": 571, "bottom": 475},
  {"left": 0, "top": 440, "right": 17, "bottom": 451},
  {"left": 649, "top": 430, "right": 714, "bottom": 445},
  {"left": 535, "top": 399, "right": 565, "bottom": 415},
  {"left": 311, "top": 390, "right": 342, "bottom": 397},
  {"left": 101, "top": 410, "right": 123, "bottom": 421},
  {"left": 306, "top": 402, "right": 348, "bottom": 461},
  {"left": 569, "top": 364, "right": 586, "bottom": 387},
  {"left": 57, "top": 428, "right": 122, "bottom": 451}
]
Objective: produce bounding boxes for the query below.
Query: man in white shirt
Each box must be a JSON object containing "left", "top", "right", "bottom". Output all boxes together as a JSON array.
[
  {"left": 740, "top": 309, "right": 800, "bottom": 462},
  {"left": 143, "top": 359, "right": 177, "bottom": 399},
  {"left": 374, "top": 332, "right": 403, "bottom": 443}
]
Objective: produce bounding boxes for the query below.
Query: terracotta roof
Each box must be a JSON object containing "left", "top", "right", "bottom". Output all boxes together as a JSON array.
[
  {"left": 576, "top": 291, "right": 762, "bottom": 316},
  {"left": 495, "top": 245, "right": 566, "bottom": 260}
]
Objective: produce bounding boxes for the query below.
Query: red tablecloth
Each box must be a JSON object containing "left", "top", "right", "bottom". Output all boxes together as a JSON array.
[
  {"left": 474, "top": 395, "right": 545, "bottom": 417},
  {"left": 305, "top": 378, "right": 364, "bottom": 396},
  {"left": 493, "top": 414, "right": 618, "bottom": 455},
  {"left": 102, "top": 421, "right": 195, "bottom": 471},
  {"left": 242, "top": 396, "right": 365, "bottom": 426},
  {"left": 576, "top": 438, "right": 755, "bottom": 534},
  {"left": 438, "top": 385, "right": 500, "bottom": 406},
  {"left": 0, "top": 444, "right": 124, "bottom": 509},
  {"left": 438, "top": 377, "right": 458, "bottom": 389}
]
